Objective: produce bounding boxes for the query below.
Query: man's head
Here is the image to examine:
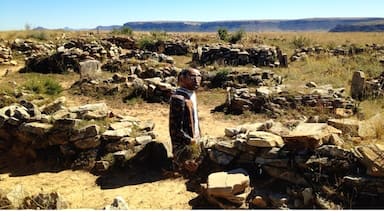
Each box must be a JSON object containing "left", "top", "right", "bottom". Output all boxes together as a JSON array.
[{"left": 178, "top": 68, "right": 202, "bottom": 91}]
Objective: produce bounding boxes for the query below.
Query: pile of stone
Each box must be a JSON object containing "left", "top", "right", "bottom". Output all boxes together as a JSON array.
[
  {"left": 20, "top": 37, "right": 176, "bottom": 74},
  {"left": 0, "top": 189, "right": 68, "bottom": 210},
  {"left": 192, "top": 44, "right": 288, "bottom": 67},
  {"left": 71, "top": 67, "right": 177, "bottom": 103},
  {"left": 214, "top": 85, "right": 357, "bottom": 117},
  {"left": 201, "top": 168, "right": 251, "bottom": 209},
  {"left": 163, "top": 40, "right": 190, "bottom": 55},
  {"left": 201, "top": 118, "right": 384, "bottom": 209},
  {"left": 21, "top": 39, "right": 121, "bottom": 74},
  {"left": 130, "top": 39, "right": 190, "bottom": 56},
  {"left": 60, "top": 39, "right": 122, "bottom": 61},
  {"left": 11, "top": 38, "right": 55, "bottom": 58},
  {"left": 290, "top": 46, "right": 327, "bottom": 62},
  {"left": 0, "top": 43, "right": 16, "bottom": 66},
  {"left": 104, "top": 50, "right": 174, "bottom": 70},
  {"left": 351, "top": 70, "right": 384, "bottom": 101},
  {"left": 202, "top": 68, "right": 282, "bottom": 89},
  {"left": 290, "top": 43, "right": 384, "bottom": 62},
  {"left": 0, "top": 97, "right": 165, "bottom": 172},
  {"left": 105, "top": 36, "right": 136, "bottom": 50}
]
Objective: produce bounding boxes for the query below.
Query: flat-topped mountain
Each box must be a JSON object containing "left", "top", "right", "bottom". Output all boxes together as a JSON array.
[{"left": 94, "top": 17, "right": 384, "bottom": 32}]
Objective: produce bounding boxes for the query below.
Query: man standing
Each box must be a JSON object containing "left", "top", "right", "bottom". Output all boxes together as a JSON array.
[{"left": 169, "top": 67, "right": 203, "bottom": 175}]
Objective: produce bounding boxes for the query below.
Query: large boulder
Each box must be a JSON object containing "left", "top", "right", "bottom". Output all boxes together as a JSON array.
[{"left": 79, "top": 60, "right": 101, "bottom": 80}]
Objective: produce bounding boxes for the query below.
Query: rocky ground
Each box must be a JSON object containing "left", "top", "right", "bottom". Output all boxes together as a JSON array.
[
  {"left": 1, "top": 33, "right": 384, "bottom": 210},
  {"left": 0, "top": 64, "right": 237, "bottom": 209}
]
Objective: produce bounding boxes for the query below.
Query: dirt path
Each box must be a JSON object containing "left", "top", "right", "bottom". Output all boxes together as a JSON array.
[{"left": 0, "top": 170, "right": 197, "bottom": 209}]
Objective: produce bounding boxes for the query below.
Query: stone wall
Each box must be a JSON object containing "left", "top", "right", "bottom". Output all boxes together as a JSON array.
[
  {"left": 201, "top": 119, "right": 384, "bottom": 209},
  {"left": 351, "top": 70, "right": 384, "bottom": 100},
  {"left": 214, "top": 86, "right": 357, "bottom": 117},
  {"left": 192, "top": 44, "right": 288, "bottom": 67},
  {"left": 290, "top": 43, "right": 384, "bottom": 62},
  {"left": 0, "top": 98, "right": 167, "bottom": 172}
]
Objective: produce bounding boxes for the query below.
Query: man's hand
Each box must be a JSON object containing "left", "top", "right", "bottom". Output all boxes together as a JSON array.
[
  {"left": 190, "top": 138, "right": 197, "bottom": 145},
  {"left": 184, "top": 159, "right": 199, "bottom": 173}
]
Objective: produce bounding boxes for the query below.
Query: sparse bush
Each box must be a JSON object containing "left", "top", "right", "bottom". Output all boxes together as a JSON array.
[
  {"left": 26, "top": 31, "right": 48, "bottom": 41},
  {"left": 211, "top": 68, "right": 230, "bottom": 88},
  {"left": 0, "top": 87, "right": 17, "bottom": 108},
  {"left": 137, "top": 36, "right": 157, "bottom": 51},
  {"left": 111, "top": 27, "right": 133, "bottom": 36},
  {"left": 23, "top": 78, "right": 63, "bottom": 95},
  {"left": 43, "top": 79, "right": 64, "bottom": 95},
  {"left": 217, "top": 28, "right": 229, "bottom": 41},
  {"left": 217, "top": 28, "right": 245, "bottom": 44},
  {"left": 137, "top": 31, "right": 168, "bottom": 51},
  {"left": 292, "top": 36, "right": 312, "bottom": 49},
  {"left": 150, "top": 30, "right": 168, "bottom": 41},
  {"left": 228, "top": 29, "right": 245, "bottom": 44}
]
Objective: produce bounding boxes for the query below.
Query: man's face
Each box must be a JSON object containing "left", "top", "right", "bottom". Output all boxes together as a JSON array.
[{"left": 180, "top": 69, "right": 202, "bottom": 91}]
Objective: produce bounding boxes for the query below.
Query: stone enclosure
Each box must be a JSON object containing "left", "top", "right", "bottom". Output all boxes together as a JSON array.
[{"left": 1, "top": 34, "right": 384, "bottom": 209}]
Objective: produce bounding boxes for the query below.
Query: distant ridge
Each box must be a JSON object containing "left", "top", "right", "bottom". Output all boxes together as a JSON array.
[
  {"left": 118, "top": 18, "right": 384, "bottom": 32},
  {"left": 36, "top": 18, "right": 384, "bottom": 32}
]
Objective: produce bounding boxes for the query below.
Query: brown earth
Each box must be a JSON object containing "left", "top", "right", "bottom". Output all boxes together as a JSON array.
[{"left": 0, "top": 65, "right": 247, "bottom": 209}]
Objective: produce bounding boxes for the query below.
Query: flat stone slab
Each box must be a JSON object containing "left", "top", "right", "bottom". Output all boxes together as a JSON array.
[
  {"left": 247, "top": 131, "right": 284, "bottom": 148},
  {"left": 283, "top": 123, "right": 342, "bottom": 150},
  {"left": 19, "top": 122, "right": 53, "bottom": 136},
  {"left": 328, "top": 118, "right": 360, "bottom": 137},
  {"left": 206, "top": 168, "right": 250, "bottom": 205},
  {"left": 353, "top": 144, "right": 384, "bottom": 177}
]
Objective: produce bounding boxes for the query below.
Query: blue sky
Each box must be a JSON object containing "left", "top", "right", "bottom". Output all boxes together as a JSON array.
[{"left": 1, "top": 0, "right": 383, "bottom": 30}]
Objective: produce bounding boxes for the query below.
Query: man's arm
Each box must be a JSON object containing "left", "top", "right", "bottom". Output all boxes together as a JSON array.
[{"left": 169, "top": 94, "right": 193, "bottom": 146}]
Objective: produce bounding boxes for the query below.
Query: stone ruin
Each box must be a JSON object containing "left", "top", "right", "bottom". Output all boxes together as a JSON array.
[
  {"left": 0, "top": 43, "right": 15, "bottom": 66},
  {"left": 11, "top": 38, "right": 56, "bottom": 58},
  {"left": 351, "top": 70, "right": 384, "bottom": 101},
  {"left": 105, "top": 36, "right": 136, "bottom": 50},
  {"left": 1, "top": 36, "right": 190, "bottom": 74},
  {"left": 20, "top": 38, "right": 122, "bottom": 74},
  {"left": 70, "top": 65, "right": 178, "bottom": 103},
  {"left": 1, "top": 94, "right": 384, "bottom": 209},
  {"left": 192, "top": 44, "right": 288, "bottom": 68},
  {"left": 70, "top": 66, "right": 284, "bottom": 105},
  {"left": 290, "top": 43, "right": 384, "bottom": 62},
  {"left": 140, "top": 39, "right": 191, "bottom": 56},
  {"left": 18, "top": 37, "right": 178, "bottom": 75},
  {"left": 0, "top": 97, "right": 168, "bottom": 173},
  {"left": 199, "top": 117, "right": 384, "bottom": 209},
  {"left": 201, "top": 68, "right": 282, "bottom": 89},
  {"left": 214, "top": 84, "right": 357, "bottom": 118}
]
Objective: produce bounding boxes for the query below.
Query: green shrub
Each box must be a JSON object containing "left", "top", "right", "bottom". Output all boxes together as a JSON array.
[
  {"left": 211, "top": 69, "right": 230, "bottom": 88},
  {"left": 23, "top": 78, "right": 63, "bottom": 95},
  {"left": 217, "top": 28, "right": 245, "bottom": 44},
  {"left": 228, "top": 29, "right": 245, "bottom": 44},
  {"left": 26, "top": 31, "right": 48, "bottom": 41},
  {"left": 0, "top": 88, "right": 17, "bottom": 108},
  {"left": 137, "top": 36, "right": 157, "bottom": 51},
  {"left": 150, "top": 30, "right": 167, "bottom": 41},
  {"left": 44, "top": 79, "right": 63, "bottom": 95},
  {"left": 292, "top": 36, "right": 312, "bottom": 49},
  {"left": 111, "top": 27, "right": 133, "bottom": 36},
  {"left": 217, "top": 28, "right": 229, "bottom": 41}
]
